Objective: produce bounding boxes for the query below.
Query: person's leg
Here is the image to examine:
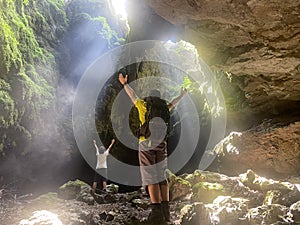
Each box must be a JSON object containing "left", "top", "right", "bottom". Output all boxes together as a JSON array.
[
  {"left": 92, "top": 170, "right": 99, "bottom": 194},
  {"left": 101, "top": 168, "right": 108, "bottom": 191},
  {"left": 160, "top": 181, "right": 170, "bottom": 222},
  {"left": 160, "top": 182, "right": 169, "bottom": 201},
  {"left": 156, "top": 142, "right": 168, "bottom": 201},
  {"left": 92, "top": 182, "right": 97, "bottom": 193},
  {"left": 147, "top": 183, "right": 164, "bottom": 223},
  {"left": 148, "top": 183, "right": 161, "bottom": 203},
  {"left": 102, "top": 181, "right": 107, "bottom": 190},
  {"left": 156, "top": 142, "right": 170, "bottom": 221},
  {"left": 139, "top": 141, "right": 164, "bottom": 223}
]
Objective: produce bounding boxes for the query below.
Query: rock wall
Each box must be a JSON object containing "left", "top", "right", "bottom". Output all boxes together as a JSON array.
[
  {"left": 210, "top": 121, "right": 300, "bottom": 177},
  {"left": 144, "top": 0, "right": 300, "bottom": 113},
  {"left": 127, "top": 0, "right": 300, "bottom": 177},
  {"left": 0, "top": 0, "right": 127, "bottom": 192}
]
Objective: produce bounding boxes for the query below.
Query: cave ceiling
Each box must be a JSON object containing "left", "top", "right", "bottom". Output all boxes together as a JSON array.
[{"left": 144, "top": 0, "right": 300, "bottom": 113}]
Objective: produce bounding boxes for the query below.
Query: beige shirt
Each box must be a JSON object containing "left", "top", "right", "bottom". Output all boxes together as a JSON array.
[{"left": 95, "top": 145, "right": 109, "bottom": 169}]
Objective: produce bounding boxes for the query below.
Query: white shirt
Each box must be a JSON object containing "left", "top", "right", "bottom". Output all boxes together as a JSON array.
[{"left": 95, "top": 145, "right": 109, "bottom": 169}]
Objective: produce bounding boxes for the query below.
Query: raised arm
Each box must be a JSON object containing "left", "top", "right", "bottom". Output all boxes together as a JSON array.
[
  {"left": 168, "top": 88, "right": 187, "bottom": 111},
  {"left": 118, "top": 73, "right": 139, "bottom": 103},
  {"left": 107, "top": 139, "right": 115, "bottom": 152},
  {"left": 93, "top": 140, "right": 99, "bottom": 154}
]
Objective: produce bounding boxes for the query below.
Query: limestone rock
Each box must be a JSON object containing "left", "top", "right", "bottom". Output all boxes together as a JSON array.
[
  {"left": 4, "top": 172, "right": 300, "bottom": 225},
  {"left": 167, "top": 169, "right": 192, "bottom": 201},
  {"left": 290, "top": 200, "right": 300, "bottom": 223},
  {"left": 144, "top": 0, "right": 300, "bottom": 112},
  {"left": 207, "top": 196, "right": 249, "bottom": 225},
  {"left": 185, "top": 169, "right": 262, "bottom": 206},
  {"left": 184, "top": 170, "right": 229, "bottom": 186},
  {"left": 213, "top": 122, "right": 300, "bottom": 176},
  {"left": 192, "top": 182, "right": 224, "bottom": 203},
  {"left": 246, "top": 204, "right": 293, "bottom": 224},
  {"left": 106, "top": 184, "right": 119, "bottom": 194},
  {"left": 180, "top": 202, "right": 210, "bottom": 225}
]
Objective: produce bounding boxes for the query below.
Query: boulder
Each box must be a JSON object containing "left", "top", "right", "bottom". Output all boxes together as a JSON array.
[
  {"left": 212, "top": 123, "right": 300, "bottom": 176},
  {"left": 180, "top": 202, "right": 210, "bottom": 225},
  {"left": 246, "top": 204, "right": 292, "bottom": 224},
  {"left": 106, "top": 184, "right": 119, "bottom": 194},
  {"left": 192, "top": 182, "right": 224, "bottom": 203},
  {"left": 58, "top": 179, "right": 89, "bottom": 200},
  {"left": 290, "top": 200, "right": 300, "bottom": 223},
  {"left": 207, "top": 196, "right": 249, "bottom": 225},
  {"left": 167, "top": 170, "right": 192, "bottom": 201}
]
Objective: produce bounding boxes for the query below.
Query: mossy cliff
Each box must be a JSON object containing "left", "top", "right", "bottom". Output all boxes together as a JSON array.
[
  {"left": 0, "top": 0, "right": 126, "bottom": 188},
  {"left": 0, "top": 0, "right": 66, "bottom": 154}
]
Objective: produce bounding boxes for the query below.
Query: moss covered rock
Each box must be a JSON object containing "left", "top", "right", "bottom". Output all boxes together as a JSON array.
[
  {"left": 241, "top": 170, "right": 296, "bottom": 192},
  {"left": 208, "top": 196, "right": 249, "bottom": 225},
  {"left": 290, "top": 200, "right": 300, "bottom": 223},
  {"left": 263, "top": 190, "right": 282, "bottom": 205},
  {"left": 246, "top": 204, "right": 292, "bottom": 224},
  {"left": 184, "top": 170, "right": 229, "bottom": 186},
  {"left": 58, "top": 179, "right": 89, "bottom": 200},
  {"left": 167, "top": 169, "right": 192, "bottom": 201},
  {"left": 180, "top": 202, "right": 210, "bottom": 225},
  {"left": 192, "top": 182, "right": 224, "bottom": 203}
]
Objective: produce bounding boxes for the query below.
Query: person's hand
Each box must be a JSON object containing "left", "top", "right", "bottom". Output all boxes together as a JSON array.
[
  {"left": 93, "top": 140, "right": 96, "bottom": 144},
  {"left": 119, "top": 73, "right": 128, "bottom": 86},
  {"left": 111, "top": 139, "right": 115, "bottom": 144},
  {"left": 180, "top": 88, "right": 187, "bottom": 96}
]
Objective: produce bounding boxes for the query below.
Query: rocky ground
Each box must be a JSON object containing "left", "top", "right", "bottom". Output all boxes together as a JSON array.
[{"left": 1, "top": 169, "right": 300, "bottom": 225}]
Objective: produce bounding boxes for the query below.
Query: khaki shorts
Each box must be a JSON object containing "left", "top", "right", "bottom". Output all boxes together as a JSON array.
[{"left": 139, "top": 140, "right": 167, "bottom": 186}]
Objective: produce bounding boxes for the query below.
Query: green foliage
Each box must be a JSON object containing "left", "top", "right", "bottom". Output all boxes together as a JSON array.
[
  {"left": 0, "top": 79, "right": 17, "bottom": 129},
  {"left": 66, "top": 0, "right": 126, "bottom": 49},
  {"left": 93, "top": 16, "right": 125, "bottom": 47},
  {"left": 182, "top": 76, "right": 200, "bottom": 93},
  {"left": 0, "top": 0, "right": 67, "bottom": 154},
  {"left": 215, "top": 70, "right": 247, "bottom": 111},
  {"left": 0, "top": 17, "right": 23, "bottom": 72},
  {"left": 67, "top": 12, "right": 125, "bottom": 49}
]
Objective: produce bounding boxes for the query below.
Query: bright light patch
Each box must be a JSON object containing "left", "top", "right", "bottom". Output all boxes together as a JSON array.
[
  {"left": 111, "top": 0, "right": 127, "bottom": 19},
  {"left": 166, "top": 40, "right": 175, "bottom": 44},
  {"left": 226, "top": 143, "right": 239, "bottom": 154},
  {"left": 19, "top": 210, "right": 63, "bottom": 225}
]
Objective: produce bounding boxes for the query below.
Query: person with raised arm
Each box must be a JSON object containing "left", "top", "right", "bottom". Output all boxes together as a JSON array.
[
  {"left": 92, "top": 138, "right": 115, "bottom": 194},
  {"left": 118, "top": 73, "right": 186, "bottom": 223}
]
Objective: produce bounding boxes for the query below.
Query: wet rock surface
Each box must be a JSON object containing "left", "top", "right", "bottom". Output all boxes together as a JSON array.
[{"left": 2, "top": 170, "right": 300, "bottom": 225}]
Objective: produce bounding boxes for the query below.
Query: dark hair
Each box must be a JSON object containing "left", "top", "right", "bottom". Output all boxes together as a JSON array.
[
  {"left": 99, "top": 146, "right": 106, "bottom": 154},
  {"left": 118, "top": 68, "right": 127, "bottom": 76},
  {"left": 149, "top": 90, "right": 161, "bottom": 98}
]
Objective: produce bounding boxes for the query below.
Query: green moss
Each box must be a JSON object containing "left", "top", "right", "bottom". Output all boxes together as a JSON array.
[
  {"left": 81, "top": 15, "right": 125, "bottom": 48},
  {"left": 66, "top": 0, "right": 125, "bottom": 49},
  {"left": 59, "top": 179, "right": 89, "bottom": 190},
  {"left": 167, "top": 169, "right": 191, "bottom": 187},
  {"left": 263, "top": 190, "right": 281, "bottom": 205},
  {"left": 193, "top": 182, "right": 224, "bottom": 191},
  {"left": 0, "top": 16, "right": 23, "bottom": 72},
  {"left": 0, "top": 0, "right": 67, "bottom": 154},
  {"left": 192, "top": 182, "right": 224, "bottom": 203},
  {"left": 58, "top": 179, "right": 89, "bottom": 200},
  {"left": 0, "top": 79, "right": 18, "bottom": 128}
]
